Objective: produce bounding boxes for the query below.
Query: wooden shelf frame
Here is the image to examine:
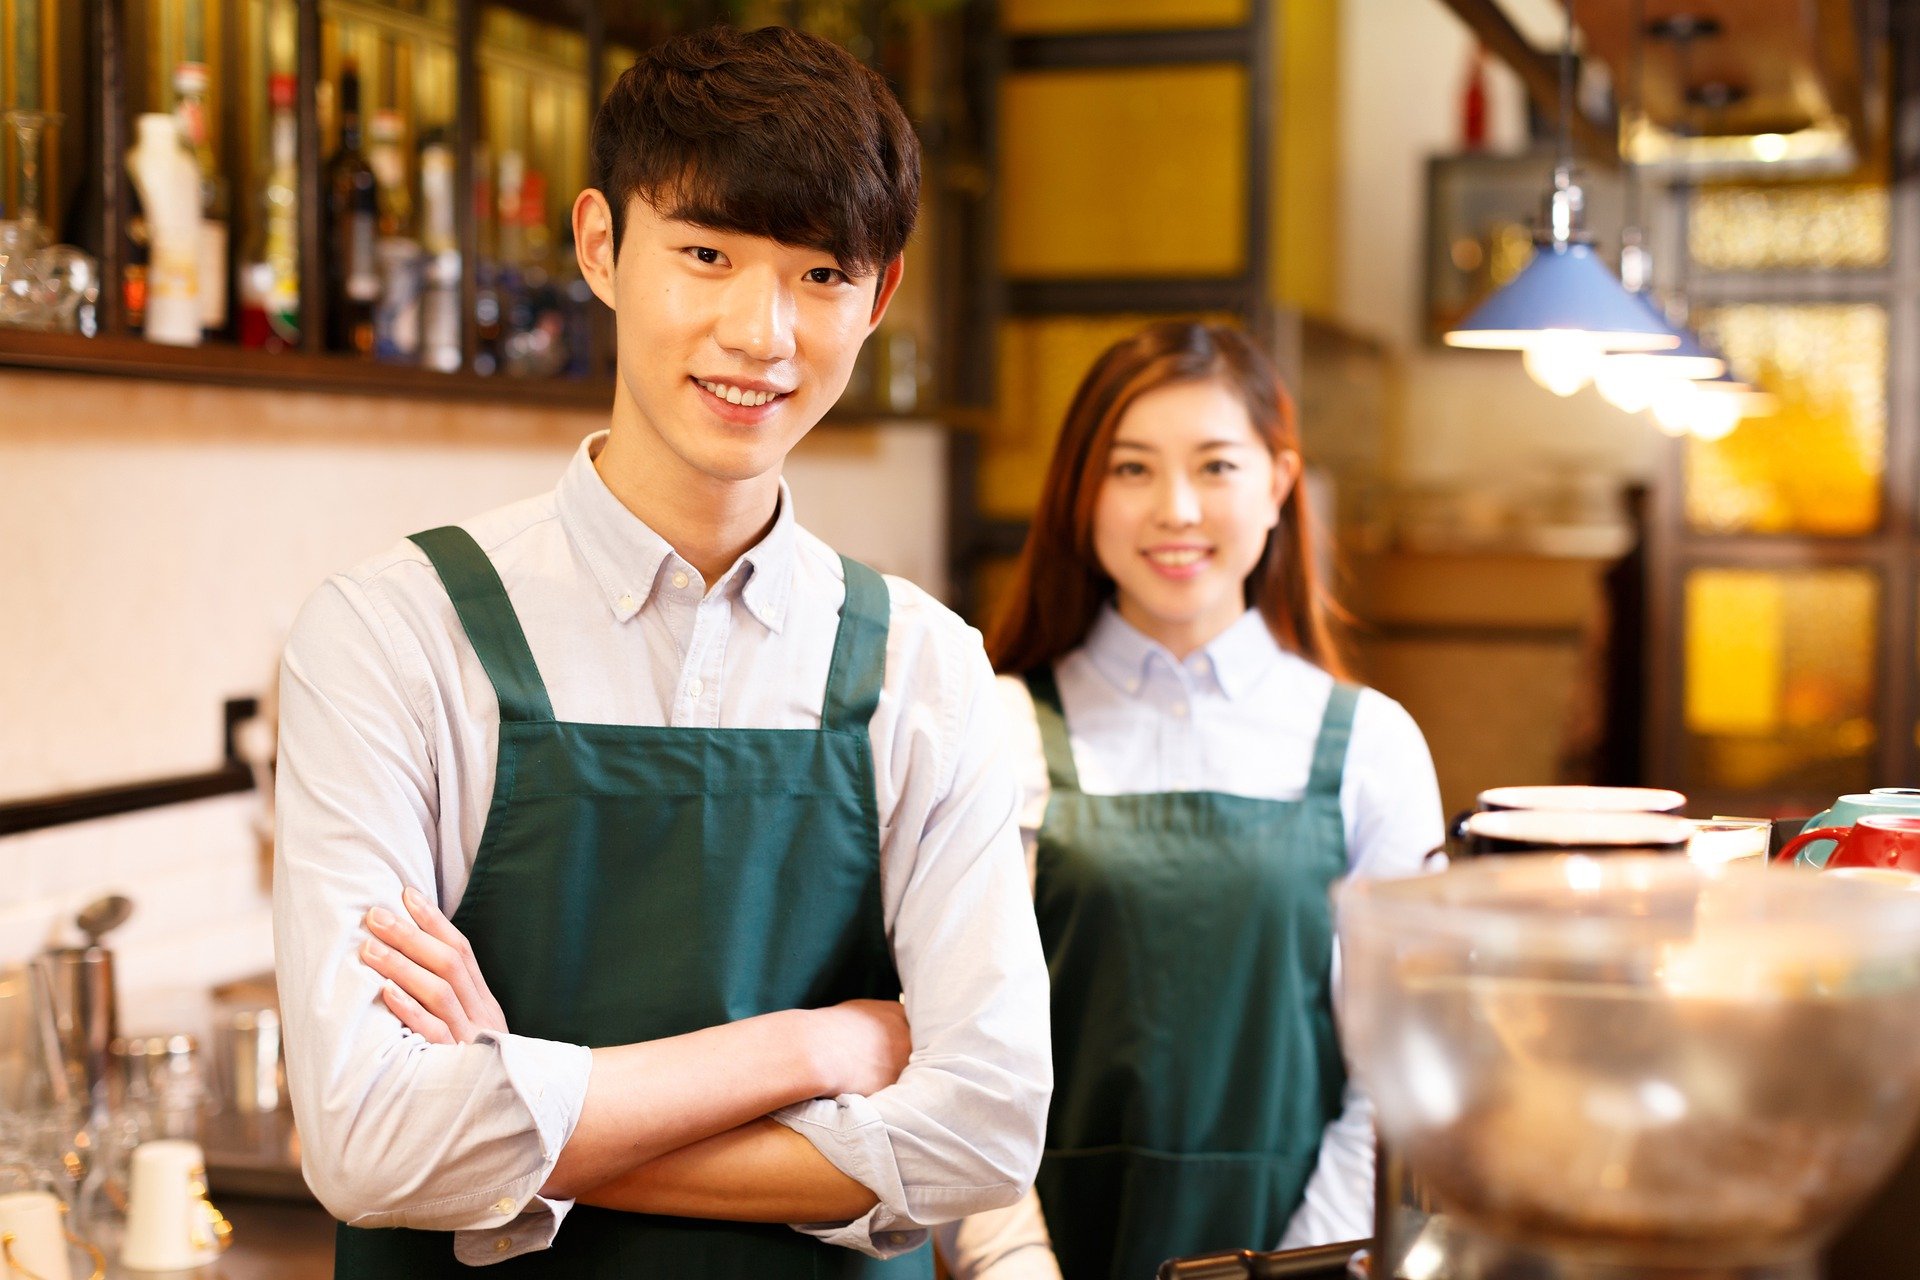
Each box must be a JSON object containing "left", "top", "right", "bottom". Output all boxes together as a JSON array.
[{"left": 9, "top": 0, "right": 972, "bottom": 413}]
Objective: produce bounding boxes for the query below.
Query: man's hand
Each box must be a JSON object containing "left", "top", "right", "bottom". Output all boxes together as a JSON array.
[
  {"left": 806, "top": 998, "right": 912, "bottom": 1099},
  {"left": 360, "top": 889, "right": 912, "bottom": 1101},
  {"left": 360, "top": 887, "right": 509, "bottom": 1043}
]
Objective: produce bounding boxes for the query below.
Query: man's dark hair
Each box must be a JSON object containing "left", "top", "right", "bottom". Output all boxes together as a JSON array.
[{"left": 590, "top": 25, "right": 920, "bottom": 275}]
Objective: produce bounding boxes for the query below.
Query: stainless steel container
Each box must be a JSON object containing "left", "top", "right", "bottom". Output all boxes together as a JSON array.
[
  {"left": 212, "top": 1007, "right": 284, "bottom": 1113},
  {"left": 38, "top": 945, "right": 117, "bottom": 1106}
]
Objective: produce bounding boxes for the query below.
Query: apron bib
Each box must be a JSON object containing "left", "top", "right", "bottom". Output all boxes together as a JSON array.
[
  {"left": 334, "top": 526, "right": 930, "bottom": 1279},
  {"left": 1026, "top": 666, "right": 1355, "bottom": 1280}
]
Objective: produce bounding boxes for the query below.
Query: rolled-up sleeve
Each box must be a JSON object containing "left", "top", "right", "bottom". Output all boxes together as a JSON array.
[
  {"left": 273, "top": 578, "right": 593, "bottom": 1254},
  {"left": 774, "top": 615, "right": 1053, "bottom": 1257}
]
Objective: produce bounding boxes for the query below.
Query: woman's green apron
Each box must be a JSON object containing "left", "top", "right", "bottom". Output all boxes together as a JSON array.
[
  {"left": 334, "top": 525, "right": 930, "bottom": 1279},
  {"left": 1026, "top": 666, "right": 1354, "bottom": 1280}
]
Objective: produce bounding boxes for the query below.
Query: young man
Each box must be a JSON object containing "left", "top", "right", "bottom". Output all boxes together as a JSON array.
[{"left": 272, "top": 26, "right": 1051, "bottom": 1278}]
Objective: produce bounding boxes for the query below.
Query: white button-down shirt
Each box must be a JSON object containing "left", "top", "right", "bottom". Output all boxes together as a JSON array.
[
  {"left": 937, "top": 606, "right": 1444, "bottom": 1279},
  {"left": 273, "top": 432, "right": 1051, "bottom": 1265}
]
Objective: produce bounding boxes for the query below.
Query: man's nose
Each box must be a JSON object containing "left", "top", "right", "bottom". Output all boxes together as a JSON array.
[{"left": 713, "top": 266, "right": 797, "bottom": 363}]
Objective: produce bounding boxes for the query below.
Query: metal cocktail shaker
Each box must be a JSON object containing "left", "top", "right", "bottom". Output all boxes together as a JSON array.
[
  {"left": 37, "top": 895, "right": 133, "bottom": 1109},
  {"left": 37, "top": 945, "right": 117, "bottom": 1107}
]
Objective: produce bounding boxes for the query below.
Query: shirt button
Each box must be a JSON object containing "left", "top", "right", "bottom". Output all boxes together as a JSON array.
[
  {"left": 1172, "top": 702, "right": 1189, "bottom": 717},
  {"left": 688, "top": 679, "right": 705, "bottom": 698},
  {"left": 1125, "top": 679, "right": 1141, "bottom": 694},
  {"left": 494, "top": 1237, "right": 513, "bottom": 1253},
  {"left": 672, "top": 571, "right": 690, "bottom": 590},
  {"left": 492, "top": 1198, "right": 516, "bottom": 1216},
  {"left": 617, "top": 593, "right": 634, "bottom": 611}
]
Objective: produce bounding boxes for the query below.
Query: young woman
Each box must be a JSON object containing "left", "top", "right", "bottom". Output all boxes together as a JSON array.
[{"left": 937, "top": 322, "right": 1443, "bottom": 1280}]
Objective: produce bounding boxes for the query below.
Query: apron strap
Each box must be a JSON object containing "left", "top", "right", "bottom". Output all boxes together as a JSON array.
[
  {"left": 822, "top": 556, "right": 891, "bottom": 732},
  {"left": 409, "top": 526, "right": 556, "bottom": 724},
  {"left": 1022, "top": 665, "right": 1082, "bottom": 793},
  {"left": 1306, "top": 682, "right": 1360, "bottom": 798}
]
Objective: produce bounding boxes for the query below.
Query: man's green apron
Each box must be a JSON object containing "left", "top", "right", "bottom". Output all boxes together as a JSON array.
[
  {"left": 1025, "top": 667, "right": 1354, "bottom": 1280},
  {"left": 335, "top": 526, "right": 930, "bottom": 1279}
]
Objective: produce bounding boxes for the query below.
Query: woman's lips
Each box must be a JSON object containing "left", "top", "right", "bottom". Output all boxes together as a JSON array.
[{"left": 1142, "top": 547, "right": 1211, "bottom": 580}]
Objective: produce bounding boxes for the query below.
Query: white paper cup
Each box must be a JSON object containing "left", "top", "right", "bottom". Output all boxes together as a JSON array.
[
  {"left": 120, "top": 1140, "right": 228, "bottom": 1272},
  {"left": 0, "top": 1189, "right": 72, "bottom": 1280}
]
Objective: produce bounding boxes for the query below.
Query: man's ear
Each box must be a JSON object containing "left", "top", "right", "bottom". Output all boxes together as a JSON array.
[
  {"left": 867, "top": 255, "right": 906, "bottom": 333},
  {"left": 574, "top": 188, "right": 618, "bottom": 310}
]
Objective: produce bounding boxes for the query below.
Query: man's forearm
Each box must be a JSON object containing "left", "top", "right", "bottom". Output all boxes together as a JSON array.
[
  {"left": 542, "top": 1010, "right": 830, "bottom": 1198},
  {"left": 578, "top": 1117, "right": 879, "bottom": 1223}
]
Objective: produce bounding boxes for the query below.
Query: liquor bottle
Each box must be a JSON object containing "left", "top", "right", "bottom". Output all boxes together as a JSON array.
[
  {"left": 368, "top": 109, "right": 422, "bottom": 363},
  {"left": 367, "top": 111, "right": 413, "bottom": 238},
  {"left": 240, "top": 71, "right": 301, "bottom": 350},
  {"left": 503, "top": 167, "right": 565, "bottom": 378},
  {"left": 126, "top": 113, "right": 203, "bottom": 346},
  {"left": 470, "top": 145, "right": 501, "bottom": 375},
  {"left": 323, "top": 63, "right": 379, "bottom": 355},
  {"left": 172, "top": 61, "right": 230, "bottom": 333},
  {"left": 124, "top": 186, "right": 151, "bottom": 331},
  {"left": 418, "top": 133, "right": 462, "bottom": 373}
]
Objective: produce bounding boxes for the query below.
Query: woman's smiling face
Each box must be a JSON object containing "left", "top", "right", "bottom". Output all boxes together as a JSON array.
[{"left": 1092, "top": 378, "right": 1299, "bottom": 658}]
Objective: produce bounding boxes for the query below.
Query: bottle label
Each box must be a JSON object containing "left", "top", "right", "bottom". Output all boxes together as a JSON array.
[{"left": 347, "top": 213, "right": 380, "bottom": 302}]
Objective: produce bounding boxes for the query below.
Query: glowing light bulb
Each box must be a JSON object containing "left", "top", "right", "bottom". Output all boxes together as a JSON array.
[
  {"left": 1689, "top": 384, "right": 1745, "bottom": 441},
  {"left": 1523, "top": 332, "right": 1601, "bottom": 397},
  {"left": 1651, "top": 379, "right": 1700, "bottom": 437},
  {"left": 1594, "top": 355, "right": 1667, "bottom": 414}
]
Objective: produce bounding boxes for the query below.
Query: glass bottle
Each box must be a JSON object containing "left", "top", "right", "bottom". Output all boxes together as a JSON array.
[
  {"left": 171, "top": 61, "right": 229, "bottom": 334},
  {"left": 418, "top": 132, "right": 462, "bottom": 373},
  {"left": 241, "top": 71, "right": 300, "bottom": 350},
  {"left": 369, "top": 110, "right": 422, "bottom": 363},
  {"left": 323, "top": 63, "right": 379, "bottom": 355}
]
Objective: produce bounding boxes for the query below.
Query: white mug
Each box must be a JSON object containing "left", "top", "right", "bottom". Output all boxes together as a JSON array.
[
  {"left": 0, "top": 1189, "right": 72, "bottom": 1280},
  {"left": 119, "top": 1140, "right": 230, "bottom": 1272}
]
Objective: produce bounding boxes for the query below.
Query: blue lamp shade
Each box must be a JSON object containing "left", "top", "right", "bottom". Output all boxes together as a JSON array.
[
  {"left": 1445, "top": 241, "right": 1683, "bottom": 352},
  {"left": 1628, "top": 297, "right": 1735, "bottom": 379}
]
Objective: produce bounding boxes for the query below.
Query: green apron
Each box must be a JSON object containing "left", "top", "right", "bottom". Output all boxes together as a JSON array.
[
  {"left": 1026, "top": 666, "right": 1354, "bottom": 1280},
  {"left": 334, "top": 525, "right": 931, "bottom": 1279}
]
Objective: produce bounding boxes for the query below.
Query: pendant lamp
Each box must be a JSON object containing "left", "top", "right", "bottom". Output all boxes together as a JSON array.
[
  {"left": 1443, "top": 1, "right": 1678, "bottom": 369},
  {"left": 1591, "top": 0, "right": 1725, "bottom": 412}
]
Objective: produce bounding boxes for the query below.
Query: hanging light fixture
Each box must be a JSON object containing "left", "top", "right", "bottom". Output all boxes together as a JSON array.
[
  {"left": 1444, "top": 0, "right": 1678, "bottom": 381},
  {"left": 1592, "top": 0, "right": 1725, "bottom": 414}
]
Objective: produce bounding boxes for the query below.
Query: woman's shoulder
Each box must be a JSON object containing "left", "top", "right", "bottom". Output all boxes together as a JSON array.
[{"left": 993, "top": 669, "right": 1042, "bottom": 726}]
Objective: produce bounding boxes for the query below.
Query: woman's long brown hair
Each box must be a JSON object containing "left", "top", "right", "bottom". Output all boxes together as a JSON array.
[{"left": 985, "top": 321, "right": 1351, "bottom": 680}]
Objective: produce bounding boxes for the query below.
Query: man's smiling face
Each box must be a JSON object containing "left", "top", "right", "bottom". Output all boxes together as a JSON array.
[{"left": 598, "top": 195, "right": 903, "bottom": 486}]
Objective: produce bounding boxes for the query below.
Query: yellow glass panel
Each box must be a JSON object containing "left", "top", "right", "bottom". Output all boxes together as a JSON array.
[
  {"left": 1683, "top": 567, "right": 1877, "bottom": 796},
  {"left": 1686, "top": 305, "right": 1886, "bottom": 536},
  {"left": 986, "top": 314, "right": 1237, "bottom": 519},
  {"left": 1000, "top": 66, "right": 1245, "bottom": 278},
  {"left": 1689, "top": 184, "right": 1890, "bottom": 272},
  {"left": 1003, "top": 0, "right": 1247, "bottom": 33},
  {"left": 604, "top": 44, "right": 639, "bottom": 92}
]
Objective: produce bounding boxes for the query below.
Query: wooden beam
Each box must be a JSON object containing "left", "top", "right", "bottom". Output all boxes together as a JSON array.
[{"left": 1434, "top": 0, "right": 1618, "bottom": 165}]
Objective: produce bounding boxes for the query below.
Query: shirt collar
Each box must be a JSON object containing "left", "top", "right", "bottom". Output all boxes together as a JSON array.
[
  {"left": 1200, "top": 607, "right": 1284, "bottom": 700},
  {"left": 555, "top": 431, "right": 797, "bottom": 633},
  {"left": 1082, "top": 603, "right": 1279, "bottom": 701}
]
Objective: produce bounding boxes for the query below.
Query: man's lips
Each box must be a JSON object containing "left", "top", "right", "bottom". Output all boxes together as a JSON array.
[{"left": 692, "top": 376, "right": 792, "bottom": 408}]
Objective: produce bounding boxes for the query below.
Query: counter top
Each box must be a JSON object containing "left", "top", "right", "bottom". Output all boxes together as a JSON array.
[{"left": 97, "top": 1194, "right": 334, "bottom": 1280}]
